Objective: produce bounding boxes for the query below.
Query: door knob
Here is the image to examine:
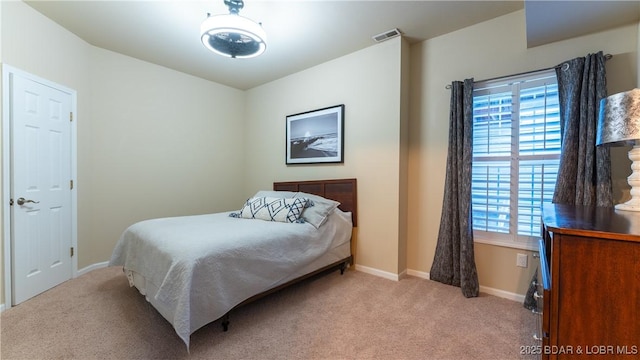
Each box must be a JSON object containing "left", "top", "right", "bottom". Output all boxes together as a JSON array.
[{"left": 16, "top": 197, "right": 39, "bottom": 206}]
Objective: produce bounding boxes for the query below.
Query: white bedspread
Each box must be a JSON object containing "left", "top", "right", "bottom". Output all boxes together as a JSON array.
[{"left": 108, "top": 210, "right": 352, "bottom": 348}]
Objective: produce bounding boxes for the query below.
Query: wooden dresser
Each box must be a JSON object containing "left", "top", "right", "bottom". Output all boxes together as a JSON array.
[{"left": 537, "top": 204, "right": 639, "bottom": 359}]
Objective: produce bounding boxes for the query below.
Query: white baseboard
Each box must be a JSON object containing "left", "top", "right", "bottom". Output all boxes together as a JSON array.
[
  {"left": 354, "top": 264, "right": 402, "bottom": 281},
  {"left": 77, "top": 261, "right": 109, "bottom": 277},
  {"left": 406, "top": 269, "right": 430, "bottom": 279},
  {"left": 0, "top": 262, "right": 110, "bottom": 313},
  {"left": 397, "top": 268, "right": 408, "bottom": 280},
  {"left": 479, "top": 285, "right": 525, "bottom": 303},
  {"left": 355, "top": 266, "right": 523, "bottom": 303}
]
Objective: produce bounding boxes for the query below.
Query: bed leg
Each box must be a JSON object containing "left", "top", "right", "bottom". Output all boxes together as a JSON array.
[
  {"left": 221, "top": 313, "right": 230, "bottom": 332},
  {"left": 339, "top": 261, "right": 347, "bottom": 275}
]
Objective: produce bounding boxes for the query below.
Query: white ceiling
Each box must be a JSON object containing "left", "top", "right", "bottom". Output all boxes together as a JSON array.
[
  {"left": 24, "top": 1, "right": 640, "bottom": 90},
  {"left": 525, "top": 0, "right": 640, "bottom": 48}
]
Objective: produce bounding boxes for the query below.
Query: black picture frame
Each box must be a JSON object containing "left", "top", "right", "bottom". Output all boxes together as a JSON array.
[{"left": 286, "top": 104, "right": 344, "bottom": 165}]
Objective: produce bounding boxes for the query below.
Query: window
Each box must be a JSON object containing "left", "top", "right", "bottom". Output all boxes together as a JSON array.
[{"left": 471, "top": 70, "right": 560, "bottom": 250}]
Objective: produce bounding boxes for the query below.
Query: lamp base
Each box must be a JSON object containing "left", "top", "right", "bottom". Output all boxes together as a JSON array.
[
  {"left": 614, "top": 200, "right": 640, "bottom": 212},
  {"left": 616, "top": 145, "right": 640, "bottom": 212}
]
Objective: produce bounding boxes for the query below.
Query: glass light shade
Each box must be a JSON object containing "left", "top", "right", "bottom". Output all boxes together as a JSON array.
[{"left": 200, "top": 14, "right": 266, "bottom": 59}]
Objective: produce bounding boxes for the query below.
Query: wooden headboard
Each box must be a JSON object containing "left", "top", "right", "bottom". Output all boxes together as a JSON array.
[{"left": 273, "top": 178, "right": 357, "bottom": 227}]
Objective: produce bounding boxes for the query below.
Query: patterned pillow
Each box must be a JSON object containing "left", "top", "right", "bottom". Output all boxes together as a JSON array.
[{"left": 231, "top": 197, "right": 308, "bottom": 223}]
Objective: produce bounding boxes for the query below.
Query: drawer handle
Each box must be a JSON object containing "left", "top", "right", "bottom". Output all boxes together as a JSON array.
[
  {"left": 533, "top": 334, "right": 543, "bottom": 342},
  {"left": 532, "top": 252, "right": 540, "bottom": 258},
  {"left": 534, "top": 291, "right": 543, "bottom": 300}
]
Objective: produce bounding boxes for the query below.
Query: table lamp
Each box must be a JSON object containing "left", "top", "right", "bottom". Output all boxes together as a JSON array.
[{"left": 596, "top": 88, "right": 640, "bottom": 211}]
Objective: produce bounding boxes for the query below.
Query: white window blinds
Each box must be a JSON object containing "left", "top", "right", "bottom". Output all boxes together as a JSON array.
[{"left": 471, "top": 71, "right": 560, "bottom": 250}]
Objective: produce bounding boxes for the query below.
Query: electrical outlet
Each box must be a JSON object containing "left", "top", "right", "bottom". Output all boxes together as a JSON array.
[{"left": 516, "top": 253, "right": 528, "bottom": 268}]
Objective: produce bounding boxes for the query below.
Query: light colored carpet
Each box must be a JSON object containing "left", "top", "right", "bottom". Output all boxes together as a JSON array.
[{"left": 1, "top": 266, "right": 536, "bottom": 359}]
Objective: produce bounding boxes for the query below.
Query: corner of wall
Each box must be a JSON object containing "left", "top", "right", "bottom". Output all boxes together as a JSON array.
[
  {"left": 637, "top": 21, "right": 640, "bottom": 86},
  {"left": 398, "top": 36, "right": 411, "bottom": 274},
  {"left": 245, "top": 39, "right": 405, "bottom": 276}
]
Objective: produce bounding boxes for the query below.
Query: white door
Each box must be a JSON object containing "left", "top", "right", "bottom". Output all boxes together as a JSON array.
[{"left": 10, "top": 72, "right": 73, "bottom": 304}]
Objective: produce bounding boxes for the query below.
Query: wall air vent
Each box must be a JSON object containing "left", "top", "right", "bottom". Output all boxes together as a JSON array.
[{"left": 372, "top": 28, "right": 402, "bottom": 43}]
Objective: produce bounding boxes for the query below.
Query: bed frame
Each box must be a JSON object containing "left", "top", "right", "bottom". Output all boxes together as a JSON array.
[
  {"left": 219, "top": 178, "right": 357, "bottom": 331},
  {"left": 273, "top": 178, "right": 357, "bottom": 226}
]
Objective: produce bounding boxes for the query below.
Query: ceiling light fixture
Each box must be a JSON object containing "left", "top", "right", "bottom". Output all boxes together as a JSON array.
[{"left": 200, "top": 0, "right": 266, "bottom": 59}]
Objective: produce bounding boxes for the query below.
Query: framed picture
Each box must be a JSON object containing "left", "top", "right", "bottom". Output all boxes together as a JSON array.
[{"left": 286, "top": 104, "right": 344, "bottom": 165}]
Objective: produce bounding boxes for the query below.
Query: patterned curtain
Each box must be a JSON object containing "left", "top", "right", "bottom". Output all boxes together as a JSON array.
[
  {"left": 430, "top": 79, "right": 479, "bottom": 298},
  {"left": 552, "top": 51, "right": 613, "bottom": 206}
]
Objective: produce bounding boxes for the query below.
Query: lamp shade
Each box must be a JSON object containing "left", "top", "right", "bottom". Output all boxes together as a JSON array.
[
  {"left": 596, "top": 88, "right": 640, "bottom": 146},
  {"left": 597, "top": 88, "right": 640, "bottom": 211}
]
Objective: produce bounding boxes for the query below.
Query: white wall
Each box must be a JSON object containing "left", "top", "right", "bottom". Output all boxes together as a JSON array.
[
  {"left": 2, "top": 3, "right": 638, "bottom": 306},
  {"left": 1, "top": 0, "right": 91, "bottom": 307},
  {"left": 244, "top": 38, "right": 406, "bottom": 276},
  {"left": 408, "top": 9, "right": 638, "bottom": 296},
  {"left": 84, "top": 47, "right": 246, "bottom": 266},
  {"left": 1, "top": 1, "right": 246, "bottom": 304}
]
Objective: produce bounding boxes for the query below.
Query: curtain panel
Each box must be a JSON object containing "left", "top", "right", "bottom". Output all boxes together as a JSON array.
[
  {"left": 552, "top": 51, "right": 613, "bottom": 206},
  {"left": 430, "top": 79, "right": 479, "bottom": 298}
]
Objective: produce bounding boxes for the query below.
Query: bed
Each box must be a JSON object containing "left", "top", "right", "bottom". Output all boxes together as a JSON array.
[{"left": 108, "top": 178, "right": 357, "bottom": 349}]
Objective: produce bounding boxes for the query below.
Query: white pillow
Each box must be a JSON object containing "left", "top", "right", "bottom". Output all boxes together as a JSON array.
[
  {"left": 233, "top": 196, "right": 308, "bottom": 223},
  {"left": 253, "top": 190, "right": 297, "bottom": 199},
  {"left": 293, "top": 192, "right": 340, "bottom": 229}
]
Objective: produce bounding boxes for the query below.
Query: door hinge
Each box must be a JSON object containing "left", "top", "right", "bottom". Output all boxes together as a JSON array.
[
  {"left": 70, "top": 247, "right": 74, "bottom": 257},
  {"left": 70, "top": 180, "right": 74, "bottom": 190},
  {"left": 70, "top": 112, "right": 73, "bottom": 122}
]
